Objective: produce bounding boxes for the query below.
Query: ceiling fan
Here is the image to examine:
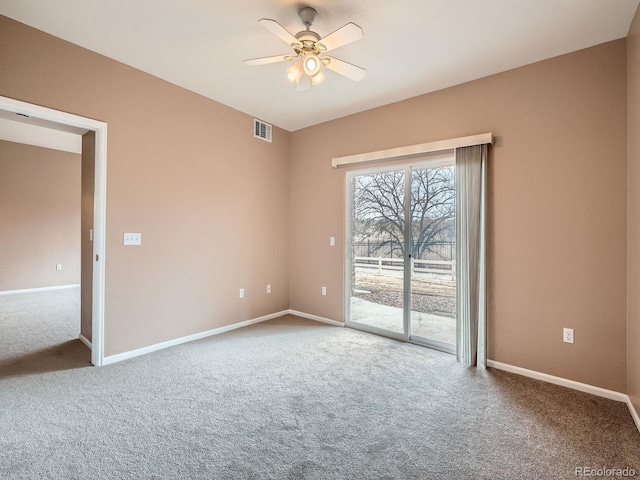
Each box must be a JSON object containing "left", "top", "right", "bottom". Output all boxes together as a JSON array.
[{"left": 243, "top": 7, "right": 366, "bottom": 91}]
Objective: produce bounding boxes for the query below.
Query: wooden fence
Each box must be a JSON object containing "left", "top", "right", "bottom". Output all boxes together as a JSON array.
[{"left": 354, "top": 256, "right": 456, "bottom": 281}]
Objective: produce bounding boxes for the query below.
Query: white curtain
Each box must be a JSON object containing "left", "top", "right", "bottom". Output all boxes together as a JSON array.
[{"left": 455, "top": 144, "right": 487, "bottom": 367}]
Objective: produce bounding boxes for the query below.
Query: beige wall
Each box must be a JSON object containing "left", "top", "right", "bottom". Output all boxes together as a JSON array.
[
  {"left": 290, "top": 40, "right": 628, "bottom": 392},
  {"left": 80, "top": 131, "right": 95, "bottom": 341},
  {"left": 0, "top": 140, "right": 81, "bottom": 291},
  {"left": 0, "top": 15, "right": 290, "bottom": 356},
  {"left": 627, "top": 7, "right": 640, "bottom": 417}
]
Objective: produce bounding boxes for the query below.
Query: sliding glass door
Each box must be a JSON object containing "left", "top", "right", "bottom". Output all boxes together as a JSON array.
[
  {"left": 347, "top": 168, "right": 406, "bottom": 337},
  {"left": 346, "top": 159, "right": 457, "bottom": 353},
  {"left": 408, "top": 165, "right": 457, "bottom": 351}
]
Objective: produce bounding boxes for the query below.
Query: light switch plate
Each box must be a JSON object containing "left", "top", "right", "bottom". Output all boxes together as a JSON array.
[
  {"left": 330, "top": 237, "right": 335, "bottom": 247},
  {"left": 124, "top": 232, "right": 142, "bottom": 245}
]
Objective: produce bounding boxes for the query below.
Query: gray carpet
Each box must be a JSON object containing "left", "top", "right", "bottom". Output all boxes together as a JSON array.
[{"left": 1, "top": 289, "right": 639, "bottom": 479}]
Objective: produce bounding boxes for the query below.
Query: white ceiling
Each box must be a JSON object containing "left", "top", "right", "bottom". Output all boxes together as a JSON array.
[{"left": 1, "top": 0, "right": 638, "bottom": 132}]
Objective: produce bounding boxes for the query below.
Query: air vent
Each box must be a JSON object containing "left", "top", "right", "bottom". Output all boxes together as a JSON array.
[{"left": 254, "top": 118, "right": 272, "bottom": 142}]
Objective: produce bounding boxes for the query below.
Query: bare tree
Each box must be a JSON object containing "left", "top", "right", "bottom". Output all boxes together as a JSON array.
[
  {"left": 410, "top": 167, "right": 455, "bottom": 259},
  {"left": 353, "top": 167, "right": 455, "bottom": 259}
]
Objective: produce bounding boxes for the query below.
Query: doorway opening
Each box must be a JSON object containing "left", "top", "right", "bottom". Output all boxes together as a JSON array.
[
  {"left": 345, "top": 155, "right": 456, "bottom": 354},
  {"left": 0, "top": 96, "right": 107, "bottom": 366}
]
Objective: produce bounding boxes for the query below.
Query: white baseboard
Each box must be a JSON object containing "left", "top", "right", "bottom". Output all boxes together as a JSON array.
[
  {"left": 101, "top": 309, "right": 343, "bottom": 366},
  {"left": 488, "top": 359, "right": 639, "bottom": 435},
  {"left": 487, "top": 360, "right": 626, "bottom": 402},
  {"left": 627, "top": 397, "right": 640, "bottom": 433},
  {"left": 287, "top": 309, "right": 345, "bottom": 327},
  {"left": 102, "top": 310, "right": 289, "bottom": 366},
  {"left": 79, "top": 334, "right": 92, "bottom": 349},
  {"left": 0, "top": 284, "right": 80, "bottom": 296}
]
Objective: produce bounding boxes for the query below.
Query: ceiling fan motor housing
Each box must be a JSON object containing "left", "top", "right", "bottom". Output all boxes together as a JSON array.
[{"left": 295, "top": 30, "right": 320, "bottom": 42}]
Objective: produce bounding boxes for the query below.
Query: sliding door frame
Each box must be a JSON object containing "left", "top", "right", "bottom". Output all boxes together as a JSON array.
[{"left": 345, "top": 154, "right": 456, "bottom": 354}]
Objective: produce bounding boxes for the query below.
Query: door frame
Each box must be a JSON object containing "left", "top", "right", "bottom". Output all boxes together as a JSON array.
[
  {"left": 344, "top": 155, "right": 456, "bottom": 354},
  {"left": 0, "top": 95, "right": 107, "bottom": 366}
]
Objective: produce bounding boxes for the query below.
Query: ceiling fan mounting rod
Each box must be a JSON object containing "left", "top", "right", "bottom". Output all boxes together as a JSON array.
[{"left": 295, "top": 6, "right": 321, "bottom": 48}]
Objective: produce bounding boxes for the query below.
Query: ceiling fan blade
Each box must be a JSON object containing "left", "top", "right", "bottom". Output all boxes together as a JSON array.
[
  {"left": 258, "top": 18, "right": 300, "bottom": 47},
  {"left": 296, "top": 74, "right": 312, "bottom": 92},
  {"left": 322, "top": 56, "right": 366, "bottom": 82},
  {"left": 317, "top": 23, "right": 363, "bottom": 53},
  {"left": 244, "top": 54, "right": 295, "bottom": 66}
]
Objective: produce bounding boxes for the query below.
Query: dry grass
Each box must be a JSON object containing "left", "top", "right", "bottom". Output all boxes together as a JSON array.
[{"left": 353, "top": 268, "right": 456, "bottom": 317}]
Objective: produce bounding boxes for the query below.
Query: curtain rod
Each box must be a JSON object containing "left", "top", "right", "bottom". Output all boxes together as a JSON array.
[{"left": 331, "top": 132, "right": 493, "bottom": 168}]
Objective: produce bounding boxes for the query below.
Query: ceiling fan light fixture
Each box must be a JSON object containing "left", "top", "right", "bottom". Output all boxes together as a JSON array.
[
  {"left": 286, "top": 61, "right": 304, "bottom": 83},
  {"left": 303, "top": 54, "right": 321, "bottom": 76},
  {"left": 296, "top": 72, "right": 312, "bottom": 91},
  {"left": 311, "top": 70, "right": 325, "bottom": 86},
  {"left": 245, "top": 7, "right": 366, "bottom": 90}
]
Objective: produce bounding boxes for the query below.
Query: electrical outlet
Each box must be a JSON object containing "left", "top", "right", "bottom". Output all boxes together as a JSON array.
[
  {"left": 239, "top": 288, "right": 245, "bottom": 299},
  {"left": 56, "top": 264, "right": 62, "bottom": 271},
  {"left": 266, "top": 284, "right": 271, "bottom": 294},
  {"left": 330, "top": 237, "right": 335, "bottom": 247},
  {"left": 322, "top": 286, "right": 327, "bottom": 296},
  {"left": 563, "top": 328, "right": 574, "bottom": 344}
]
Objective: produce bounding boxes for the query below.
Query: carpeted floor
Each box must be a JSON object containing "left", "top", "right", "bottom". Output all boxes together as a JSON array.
[{"left": 1, "top": 289, "right": 639, "bottom": 479}]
